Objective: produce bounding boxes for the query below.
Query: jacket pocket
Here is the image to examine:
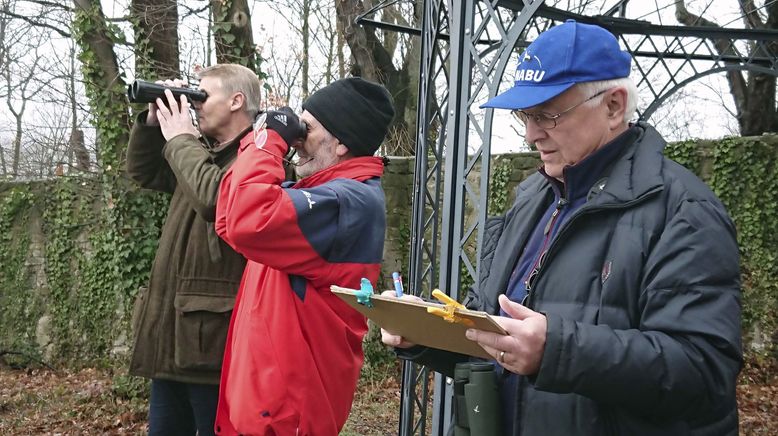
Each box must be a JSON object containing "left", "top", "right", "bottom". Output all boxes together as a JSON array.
[
  {"left": 173, "top": 294, "right": 235, "bottom": 371},
  {"left": 131, "top": 286, "right": 148, "bottom": 337}
]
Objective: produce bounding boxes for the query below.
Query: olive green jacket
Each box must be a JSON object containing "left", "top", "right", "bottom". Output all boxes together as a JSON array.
[{"left": 127, "top": 111, "right": 248, "bottom": 384}]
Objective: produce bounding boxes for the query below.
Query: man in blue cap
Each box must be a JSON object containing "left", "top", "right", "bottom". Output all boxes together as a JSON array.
[{"left": 382, "top": 20, "right": 742, "bottom": 435}]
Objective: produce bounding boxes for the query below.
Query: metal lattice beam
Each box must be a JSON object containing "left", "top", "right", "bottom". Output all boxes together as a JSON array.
[{"left": 357, "top": 1, "right": 778, "bottom": 434}]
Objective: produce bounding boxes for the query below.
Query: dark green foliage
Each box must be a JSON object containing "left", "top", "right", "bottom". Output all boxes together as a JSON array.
[
  {"left": 667, "top": 137, "right": 778, "bottom": 357},
  {"left": 0, "top": 187, "right": 40, "bottom": 358}
]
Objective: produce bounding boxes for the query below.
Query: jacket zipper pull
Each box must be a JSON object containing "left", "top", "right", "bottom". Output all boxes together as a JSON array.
[{"left": 544, "top": 198, "right": 568, "bottom": 236}]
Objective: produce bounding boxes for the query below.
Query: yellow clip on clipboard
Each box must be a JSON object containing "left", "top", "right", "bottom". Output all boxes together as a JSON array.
[{"left": 427, "top": 289, "right": 475, "bottom": 327}]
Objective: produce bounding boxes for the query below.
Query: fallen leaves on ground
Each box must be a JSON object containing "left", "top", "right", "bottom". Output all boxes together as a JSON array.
[
  {"left": 1, "top": 359, "right": 775, "bottom": 435},
  {"left": 0, "top": 366, "right": 147, "bottom": 435},
  {"left": 737, "top": 358, "right": 778, "bottom": 435}
]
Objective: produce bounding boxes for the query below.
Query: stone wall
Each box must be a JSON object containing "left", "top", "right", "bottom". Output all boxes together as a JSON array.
[{"left": 3, "top": 138, "right": 778, "bottom": 359}]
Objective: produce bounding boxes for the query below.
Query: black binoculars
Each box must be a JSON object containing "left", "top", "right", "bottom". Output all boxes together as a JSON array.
[
  {"left": 127, "top": 80, "right": 208, "bottom": 105},
  {"left": 453, "top": 362, "right": 503, "bottom": 436}
]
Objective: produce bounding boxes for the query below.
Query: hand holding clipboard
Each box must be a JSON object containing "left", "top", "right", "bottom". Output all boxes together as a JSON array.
[{"left": 330, "top": 285, "right": 506, "bottom": 359}]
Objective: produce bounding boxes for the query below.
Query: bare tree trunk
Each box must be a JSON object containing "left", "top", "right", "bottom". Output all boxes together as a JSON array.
[
  {"left": 0, "top": 147, "right": 6, "bottom": 176},
  {"left": 11, "top": 105, "right": 22, "bottom": 176},
  {"left": 64, "top": 43, "right": 89, "bottom": 172},
  {"left": 210, "top": 0, "right": 258, "bottom": 71},
  {"left": 675, "top": 0, "right": 778, "bottom": 135},
  {"left": 335, "top": 0, "right": 382, "bottom": 81},
  {"left": 323, "top": 17, "right": 335, "bottom": 83},
  {"left": 131, "top": 0, "right": 179, "bottom": 79},
  {"left": 335, "top": 0, "right": 417, "bottom": 154},
  {"left": 0, "top": 2, "right": 8, "bottom": 175},
  {"left": 322, "top": 6, "right": 336, "bottom": 83},
  {"left": 4, "top": 46, "right": 40, "bottom": 177},
  {"left": 336, "top": 14, "right": 345, "bottom": 79},
  {"left": 301, "top": 0, "right": 310, "bottom": 98},
  {"left": 72, "top": 0, "right": 129, "bottom": 169}
]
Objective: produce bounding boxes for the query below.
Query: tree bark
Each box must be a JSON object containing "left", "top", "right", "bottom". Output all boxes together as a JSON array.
[
  {"left": 130, "top": 0, "right": 179, "bottom": 80},
  {"left": 675, "top": 0, "right": 778, "bottom": 135},
  {"left": 210, "top": 0, "right": 257, "bottom": 71},
  {"left": 71, "top": 0, "right": 129, "bottom": 169},
  {"left": 334, "top": 0, "right": 416, "bottom": 154},
  {"left": 301, "top": 0, "right": 310, "bottom": 99}
]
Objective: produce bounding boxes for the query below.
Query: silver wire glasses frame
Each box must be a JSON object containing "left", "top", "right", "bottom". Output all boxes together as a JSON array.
[{"left": 512, "top": 89, "right": 610, "bottom": 130}]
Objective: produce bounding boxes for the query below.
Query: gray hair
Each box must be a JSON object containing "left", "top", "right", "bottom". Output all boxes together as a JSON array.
[
  {"left": 576, "top": 77, "right": 638, "bottom": 123},
  {"left": 197, "top": 64, "right": 262, "bottom": 118}
]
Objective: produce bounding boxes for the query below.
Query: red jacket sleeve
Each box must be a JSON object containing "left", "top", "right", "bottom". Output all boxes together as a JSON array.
[{"left": 215, "top": 131, "right": 330, "bottom": 275}]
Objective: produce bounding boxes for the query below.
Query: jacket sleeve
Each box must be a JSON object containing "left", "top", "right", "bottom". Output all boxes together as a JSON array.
[
  {"left": 126, "top": 111, "right": 176, "bottom": 194},
  {"left": 216, "top": 130, "right": 333, "bottom": 275},
  {"left": 162, "top": 133, "right": 233, "bottom": 222},
  {"left": 395, "top": 346, "right": 472, "bottom": 378},
  {"left": 534, "top": 198, "right": 742, "bottom": 421}
]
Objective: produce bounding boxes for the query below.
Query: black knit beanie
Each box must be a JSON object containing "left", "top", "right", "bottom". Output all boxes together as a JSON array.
[{"left": 302, "top": 77, "right": 395, "bottom": 156}]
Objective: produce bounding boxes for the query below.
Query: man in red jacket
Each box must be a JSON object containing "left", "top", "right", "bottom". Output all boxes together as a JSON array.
[{"left": 214, "top": 77, "right": 395, "bottom": 435}]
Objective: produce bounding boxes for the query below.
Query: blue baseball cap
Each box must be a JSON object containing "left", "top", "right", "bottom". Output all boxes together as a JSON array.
[{"left": 481, "top": 20, "right": 632, "bottom": 110}]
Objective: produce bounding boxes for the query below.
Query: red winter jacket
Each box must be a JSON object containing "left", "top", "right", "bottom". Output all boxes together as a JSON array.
[{"left": 214, "top": 129, "right": 386, "bottom": 435}]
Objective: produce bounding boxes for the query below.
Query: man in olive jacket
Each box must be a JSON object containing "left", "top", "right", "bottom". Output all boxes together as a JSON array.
[
  {"left": 383, "top": 21, "right": 742, "bottom": 435},
  {"left": 127, "top": 64, "right": 259, "bottom": 436}
]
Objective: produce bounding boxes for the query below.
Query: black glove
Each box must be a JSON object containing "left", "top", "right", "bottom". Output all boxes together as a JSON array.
[{"left": 264, "top": 106, "right": 307, "bottom": 151}]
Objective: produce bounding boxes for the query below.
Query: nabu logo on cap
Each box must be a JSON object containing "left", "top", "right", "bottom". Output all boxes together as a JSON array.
[
  {"left": 481, "top": 20, "right": 632, "bottom": 110},
  {"left": 514, "top": 50, "right": 545, "bottom": 84}
]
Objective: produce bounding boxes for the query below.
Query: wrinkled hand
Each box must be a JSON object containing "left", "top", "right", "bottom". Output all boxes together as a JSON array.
[
  {"left": 379, "top": 290, "right": 424, "bottom": 349},
  {"left": 265, "top": 106, "right": 307, "bottom": 152},
  {"left": 465, "top": 294, "right": 547, "bottom": 375},
  {"left": 155, "top": 89, "right": 200, "bottom": 141}
]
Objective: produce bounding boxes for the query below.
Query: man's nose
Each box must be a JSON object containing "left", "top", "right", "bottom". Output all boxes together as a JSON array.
[{"left": 523, "top": 119, "right": 547, "bottom": 145}]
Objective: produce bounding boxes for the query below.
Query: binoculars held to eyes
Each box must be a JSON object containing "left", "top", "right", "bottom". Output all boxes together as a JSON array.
[{"left": 127, "top": 80, "right": 208, "bottom": 105}]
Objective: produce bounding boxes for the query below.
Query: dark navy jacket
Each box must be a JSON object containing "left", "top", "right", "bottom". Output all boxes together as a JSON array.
[{"left": 400, "top": 122, "right": 742, "bottom": 436}]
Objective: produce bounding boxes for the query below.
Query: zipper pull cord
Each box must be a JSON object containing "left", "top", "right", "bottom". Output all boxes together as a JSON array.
[{"left": 544, "top": 198, "right": 569, "bottom": 235}]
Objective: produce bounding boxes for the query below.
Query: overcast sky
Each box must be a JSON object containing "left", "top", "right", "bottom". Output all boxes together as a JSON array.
[{"left": 0, "top": 1, "right": 761, "bottom": 164}]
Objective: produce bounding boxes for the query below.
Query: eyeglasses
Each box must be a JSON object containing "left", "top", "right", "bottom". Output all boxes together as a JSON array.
[{"left": 512, "top": 89, "right": 609, "bottom": 130}]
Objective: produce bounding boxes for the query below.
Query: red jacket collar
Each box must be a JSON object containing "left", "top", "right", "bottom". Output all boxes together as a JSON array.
[{"left": 293, "top": 156, "right": 384, "bottom": 189}]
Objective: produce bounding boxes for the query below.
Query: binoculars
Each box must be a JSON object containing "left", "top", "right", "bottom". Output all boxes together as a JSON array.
[
  {"left": 127, "top": 80, "right": 208, "bottom": 105},
  {"left": 453, "top": 362, "right": 503, "bottom": 436}
]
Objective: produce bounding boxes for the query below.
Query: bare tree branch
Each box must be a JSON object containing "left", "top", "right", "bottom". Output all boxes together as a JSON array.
[
  {"left": 739, "top": 0, "right": 765, "bottom": 28},
  {"left": 675, "top": 0, "right": 778, "bottom": 135},
  {"left": 0, "top": 8, "right": 71, "bottom": 38},
  {"left": 675, "top": 0, "right": 748, "bottom": 122}
]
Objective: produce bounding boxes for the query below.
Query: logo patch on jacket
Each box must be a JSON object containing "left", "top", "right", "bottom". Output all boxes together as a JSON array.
[
  {"left": 253, "top": 112, "right": 268, "bottom": 149},
  {"left": 301, "top": 190, "right": 316, "bottom": 209},
  {"left": 601, "top": 260, "right": 612, "bottom": 284}
]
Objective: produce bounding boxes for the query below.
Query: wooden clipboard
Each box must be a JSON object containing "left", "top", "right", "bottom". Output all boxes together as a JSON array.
[{"left": 331, "top": 285, "right": 506, "bottom": 359}]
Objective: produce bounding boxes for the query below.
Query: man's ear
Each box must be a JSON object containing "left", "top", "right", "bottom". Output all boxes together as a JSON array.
[
  {"left": 335, "top": 143, "right": 351, "bottom": 158},
  {"left": 230, "top": 92, "right": 245, "bottom": 112},
  {"left": 605, "top": 87, "right": 627, "bottom": 128}
]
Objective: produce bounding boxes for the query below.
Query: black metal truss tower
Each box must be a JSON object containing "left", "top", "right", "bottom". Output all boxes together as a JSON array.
[{"left": 358, "top": 1, "right": 778, "bottom": 434}]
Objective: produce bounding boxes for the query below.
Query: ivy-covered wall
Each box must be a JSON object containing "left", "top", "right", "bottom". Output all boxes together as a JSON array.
[
  {"left": 1, "top": 136, "right": 777, "bottom": 367},
  {"left": 664, "top": 136, "right": 778, "bottom": 354},
  {"left": 0, "top": 179, "right": 168, "bottom": 365}
]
